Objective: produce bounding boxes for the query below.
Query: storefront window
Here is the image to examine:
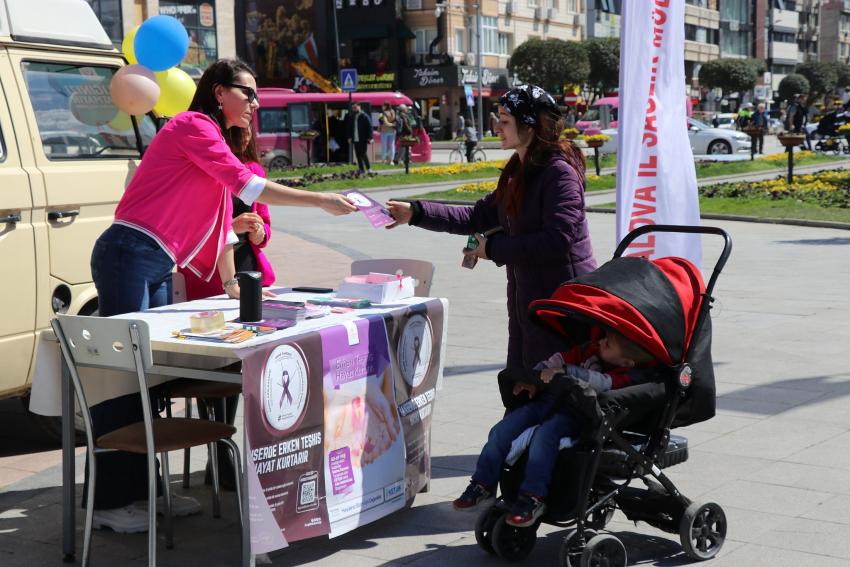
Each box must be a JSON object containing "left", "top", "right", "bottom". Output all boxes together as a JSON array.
[
  {"left": 84, "top": 0, "right": 122, "bottom": 46},
  {"left": 159, "top": 1, "right": 218, "bottom": 75}
]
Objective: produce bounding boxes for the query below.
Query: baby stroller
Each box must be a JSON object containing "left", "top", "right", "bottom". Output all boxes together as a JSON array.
[
  {"left": 476, "top": 225, "right": 732, "bottom": 566},
  {"left": 814, "top": 109, "right": 850, "bottom": 154}
]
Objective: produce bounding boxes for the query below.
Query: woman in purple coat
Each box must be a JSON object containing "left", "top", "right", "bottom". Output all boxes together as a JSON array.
[{"left": 387, "top": 85, "right": 597, "bottom": 409}]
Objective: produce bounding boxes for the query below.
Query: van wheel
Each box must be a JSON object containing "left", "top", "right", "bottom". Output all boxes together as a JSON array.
[
  {"left": 21, "top": 393, "right": 85, "bottom": 444},
  {"left": 268, "top": 156, "right": 291, "bottom": 171}
]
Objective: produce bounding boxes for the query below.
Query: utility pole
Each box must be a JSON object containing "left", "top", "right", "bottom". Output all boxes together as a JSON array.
[{"left": 475, "top": 2, "right": 483, "bottom": 138}]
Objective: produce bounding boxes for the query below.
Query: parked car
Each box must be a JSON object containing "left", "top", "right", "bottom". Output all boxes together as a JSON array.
[
  {"left": 710, "top": 113, "right": 737, "bottom": 129},
  {"left": 594, "top": 118, "right": 751, "bottom": 155}
]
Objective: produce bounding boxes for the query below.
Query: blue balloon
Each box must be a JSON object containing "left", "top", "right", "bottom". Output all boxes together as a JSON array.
[{"left": 134, "top": 15, "right": 189, "bottom": 72}]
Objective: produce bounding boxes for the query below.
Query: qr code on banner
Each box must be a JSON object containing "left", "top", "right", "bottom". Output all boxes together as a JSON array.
[{"left": 300, "top": 479, "right": 316, "bottom": 505}]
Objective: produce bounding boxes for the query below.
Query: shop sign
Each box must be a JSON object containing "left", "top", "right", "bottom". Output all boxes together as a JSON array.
[
  {"left": 409, "top": 67, "right": 450, "bottom": 87},
  {"left": 334, "top": 72, "right": 397, "bottom": 91},
  {"left": 459, "top": 66, "right": 507, "bottom": 87},
  {"left": 199, "top": 3, "right": 214, "bottom": 26}
]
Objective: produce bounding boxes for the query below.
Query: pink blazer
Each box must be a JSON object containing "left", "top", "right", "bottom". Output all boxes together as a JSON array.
[{"left": 114, "top": 112, "right": 265, "bottom": 281}]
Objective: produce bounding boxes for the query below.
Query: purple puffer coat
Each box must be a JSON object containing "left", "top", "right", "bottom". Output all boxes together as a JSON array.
[{"left": 413, "top": 153, "right": 597, "bottom": 404}]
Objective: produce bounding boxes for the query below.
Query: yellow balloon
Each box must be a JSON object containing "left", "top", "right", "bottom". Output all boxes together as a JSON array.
[
  {"left": 122, "top": 25, "right": 140, "bottom": 65},
  {"left": 107, "top": 111, "right": 134, "bottom": 131},
  {"left": 153, "top": 67, "right": 196, "bottom": 117}
]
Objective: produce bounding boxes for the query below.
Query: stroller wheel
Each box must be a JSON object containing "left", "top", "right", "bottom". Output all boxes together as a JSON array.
[
  {"left": 474, "top": 505, "right": 501, "bottom": 555},
  {"left": 558, "top": 529, "right": 597, "bottom": 567},
  {"left": 679, "top": 501, "right": 727, "bottom": 560},
  {"left": 491, "top": 513, "right": 538, "bottom": 562},
  {"left": 580, "top": 534, "right": 627, "bottom": 567}
]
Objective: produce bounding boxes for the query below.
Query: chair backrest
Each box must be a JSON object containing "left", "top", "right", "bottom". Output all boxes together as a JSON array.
[
  {"left": 51, "top": 315, "right": 156, "bottom": 455},
  {"left": 350, "top": 258, "right": 435, "bottom": 296},
  {"left": 54, "top": 314, "right": 153, "bottom": 372},
  {"left": 171, "top": 271, "right": 187, "bottom": 304}
]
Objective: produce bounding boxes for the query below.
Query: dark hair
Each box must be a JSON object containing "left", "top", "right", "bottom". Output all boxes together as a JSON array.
[
  {"left": 228, "top": 123, "right": 260, "bottom": 164},
  {"left": 495, "top": 109, "right": 586, "bottom": 217},
  {"left": 189, "top": 58, "right": 257, "bottom": 159}
]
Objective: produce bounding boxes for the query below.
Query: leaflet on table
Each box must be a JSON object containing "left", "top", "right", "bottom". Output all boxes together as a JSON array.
[
  {"left": 320, "top": 316, "right": 405, "bottom": 537},
  {"left": 172, "top": 323, "right": 276, "bottom": 343},
  {"left": 341, "top": 190, "right": 395, "bottom": 228}
]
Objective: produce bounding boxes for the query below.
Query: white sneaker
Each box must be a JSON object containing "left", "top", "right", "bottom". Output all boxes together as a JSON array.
[
  {"left": 92, "top": 504, "right": 149, "bottom": 533},
  {"left": 135, "top": 494, "right": 202, "bottom": 517}
]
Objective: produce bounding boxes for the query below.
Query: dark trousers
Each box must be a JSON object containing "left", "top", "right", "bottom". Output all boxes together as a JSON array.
[
  {"left": 353, "top": 141, "right": 370, "bottom": 172},
  {"left": 753, "top": 134, "right": 764, "bottom": 153},
  {"left": 87, "top": 224, "right": 174, "bottom": 509},
  {"left": 465, "top": 140, "right": 477, "bottom": 162}
]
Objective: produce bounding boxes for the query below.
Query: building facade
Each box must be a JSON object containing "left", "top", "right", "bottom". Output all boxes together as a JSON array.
[
  {"left": 819, "top": 0, "right": 850, "bottom": 63},
  {"left": 401, "top": 0, "right": 583, "bottom": 137},
  {"left": 86, "top": 0, "right": 236, "bottom": 77},
  {"left": 684, "top": 0, "right": 721, "bottom": 98}
]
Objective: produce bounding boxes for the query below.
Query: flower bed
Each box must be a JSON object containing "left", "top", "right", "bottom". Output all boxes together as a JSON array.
[
  {"left": 413, "top": 160, "right": 506, "bottom": 176},
  {"left": 701, "top": 168, "right": 850, "bottom": 208}
]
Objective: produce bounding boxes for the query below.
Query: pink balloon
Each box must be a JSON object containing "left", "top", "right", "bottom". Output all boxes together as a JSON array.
[{"left": 109, "top": 64, "right": 160, "bottom": 116}]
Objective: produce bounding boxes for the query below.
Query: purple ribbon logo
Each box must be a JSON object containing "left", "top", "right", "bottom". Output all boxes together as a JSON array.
[{"left": 279, "top": 370, "right": 293, "bottom": 407}]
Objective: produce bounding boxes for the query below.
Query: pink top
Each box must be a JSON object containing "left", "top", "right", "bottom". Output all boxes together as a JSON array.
[
  {"left": 114, "top": 111, "right": 266, "bottom": 281},
  {"left": 179, "top": 162, "right": 277, "bottom": 300}
]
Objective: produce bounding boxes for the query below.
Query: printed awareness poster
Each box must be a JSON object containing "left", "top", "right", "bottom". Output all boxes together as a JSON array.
[
  {"left": 239, "top": 300, "right": 447, "bottom": 554},
  {"left": 320, "top": 316, "right": 406, "bottom": 537},
  {"left": 383, "top": 299, "right": 446, "bottom": 499},
  {"left": 241, "top": 332, "right": 330, "bottom": 554}
]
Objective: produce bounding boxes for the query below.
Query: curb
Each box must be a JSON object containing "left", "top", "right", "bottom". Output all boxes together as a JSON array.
[{"left": 584, "top": 206, "right": 850, "bottom": 231}]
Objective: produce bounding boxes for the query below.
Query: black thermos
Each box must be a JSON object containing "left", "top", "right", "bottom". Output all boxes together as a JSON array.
[{"left": 236, "top": 271, "right": 262, "bottom": 322}]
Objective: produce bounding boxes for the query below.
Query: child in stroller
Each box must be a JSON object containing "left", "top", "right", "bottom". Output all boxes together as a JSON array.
[
  {"left": 453, "top": 329, "right": 660, "bottom": 528},
  {"left": 470, "top": 225, "right": 731, "bottom": 567},
  {"left": 814, "top": 108, "right": 850, "bottom": 154}
]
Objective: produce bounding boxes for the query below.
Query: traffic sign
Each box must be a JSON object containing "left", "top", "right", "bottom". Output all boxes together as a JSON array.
[
  {"left": 464, "top": 85, "right": 474, "bottom": 107},
  {"left": 340, "top": 68, "right": 358, "bottom": 93}
]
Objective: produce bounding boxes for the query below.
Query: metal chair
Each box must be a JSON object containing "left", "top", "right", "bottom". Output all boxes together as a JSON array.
[
  {"left": 51, "top": 314, "right": 245, "bottom": 567},
  {"left": 350, "top": 258, "right": 435, "bottom": 296},
  {"left": 167, "top": 271, "right": 243, "bottom": 500}
]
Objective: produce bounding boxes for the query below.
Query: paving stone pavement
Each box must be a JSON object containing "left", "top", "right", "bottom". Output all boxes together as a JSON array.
[{"left": 2, "top": 191, "right": 850, "bottom": 566}]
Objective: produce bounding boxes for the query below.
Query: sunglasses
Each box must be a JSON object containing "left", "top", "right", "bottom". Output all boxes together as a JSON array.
[{"left": 225, "top": 83, "right": 259, "bottom": 104}]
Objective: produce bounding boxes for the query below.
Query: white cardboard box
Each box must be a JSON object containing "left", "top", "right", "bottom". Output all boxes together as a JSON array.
[{"left": 336, "top": 274, "right": 415, "bottom": 303}]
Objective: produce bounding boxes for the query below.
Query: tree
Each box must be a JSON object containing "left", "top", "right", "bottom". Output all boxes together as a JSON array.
[
  {"left": 778, "top": 73, "right": 810, "bottom": 101},
  {"left": 698, "top": 58, "right": 759, "bottom": 94},
  {"left": 508, "top": 38, "right": 589, "bottom": 96},
  {"left": 825, "top": 61, "right": 850, "bottom": 89},
  {"left": 795, "top": 61, "right": 837, "bottom": 100},
  {"left": 581, "top": 37, "right": 619, "bottom": 101}
]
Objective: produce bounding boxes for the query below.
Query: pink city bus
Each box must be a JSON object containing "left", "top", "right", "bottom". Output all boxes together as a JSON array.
[{"left": 254, "top": 89, "right": 432, "bottom": 169}]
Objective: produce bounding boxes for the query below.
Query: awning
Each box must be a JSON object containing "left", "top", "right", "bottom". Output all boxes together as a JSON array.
[{"left": 339, "top": 24, "right": 390, "bottom": 41}]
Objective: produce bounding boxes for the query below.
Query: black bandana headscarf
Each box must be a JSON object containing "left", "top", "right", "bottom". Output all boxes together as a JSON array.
[{"left": 499, "top": 84, "right": 560, "bottom": 126}]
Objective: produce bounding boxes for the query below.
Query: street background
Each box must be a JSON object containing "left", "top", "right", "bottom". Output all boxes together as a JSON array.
[{"left": 3, "top": 192, "right": 850, "bottom": 566}]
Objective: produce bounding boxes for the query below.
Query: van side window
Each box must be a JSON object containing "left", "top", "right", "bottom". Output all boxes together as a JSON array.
[
  {"left": 258, "top": 108, "right": 288, "bottom": 133},
  {"left": 21, "top": 62, "right": 156, "bottom": 160}
]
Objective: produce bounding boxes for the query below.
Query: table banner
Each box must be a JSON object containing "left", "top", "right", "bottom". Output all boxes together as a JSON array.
[{"left": 239, "top": 300, "right": 445, "bottom": 554}]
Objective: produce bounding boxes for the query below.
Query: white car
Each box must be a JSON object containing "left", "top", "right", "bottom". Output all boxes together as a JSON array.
[
  {"left": 594, "top": 118, "right": 751, "bottom": 155},
  {"left": 711, "top": 113, "right": 738, "bottom": 129}
]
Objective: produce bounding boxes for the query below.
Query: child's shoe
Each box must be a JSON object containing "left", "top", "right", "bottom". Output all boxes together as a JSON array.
[
  {"left": 506, "top": 493, "right": 546, "bottom": 527},
  {"left": 452, "top": 481, "right": 494, "bottom": 511}
]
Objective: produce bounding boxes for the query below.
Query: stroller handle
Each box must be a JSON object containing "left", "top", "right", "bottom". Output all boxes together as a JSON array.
[{"left": 613, "top": 224, "right": 732, "bottom": 300}]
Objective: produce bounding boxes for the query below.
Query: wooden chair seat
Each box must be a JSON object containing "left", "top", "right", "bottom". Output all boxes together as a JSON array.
[{"left": 98, "top": 418, "right": 236, "bottom": 454}]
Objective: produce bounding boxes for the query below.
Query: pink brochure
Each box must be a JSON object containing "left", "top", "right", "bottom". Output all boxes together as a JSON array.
[{"left": 342, "top": 190, "right": 395, "bottom": 228}]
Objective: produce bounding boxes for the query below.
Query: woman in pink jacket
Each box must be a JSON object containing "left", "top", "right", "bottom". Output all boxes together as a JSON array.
[{"left": 86, "top": 59, "right": 356, "bottom": 533}]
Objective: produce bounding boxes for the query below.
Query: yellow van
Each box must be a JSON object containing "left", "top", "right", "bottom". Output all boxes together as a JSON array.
[{"left": 0, "top": 0, "right": 156, "bottom": 426}]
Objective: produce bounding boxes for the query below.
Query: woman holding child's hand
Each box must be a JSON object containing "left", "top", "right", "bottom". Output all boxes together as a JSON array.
[{"left": 386, "top": 85, "right": 597, "bottom": 410}]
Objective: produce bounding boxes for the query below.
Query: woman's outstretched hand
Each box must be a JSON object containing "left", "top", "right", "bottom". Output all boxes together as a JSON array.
[
  {"left": 232, "top": 212, "right": 263, "bottom": 234},
  {"left": 320, "top": 193, "right": 358, "bottom": 216},
  {"left": 385, "top": 200, "right": 412, "bottom": 228}
]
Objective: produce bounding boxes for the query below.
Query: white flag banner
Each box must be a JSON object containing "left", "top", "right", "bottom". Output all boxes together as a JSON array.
[{"left": 615, "top": 0, "right": 702, "bottom": 266}]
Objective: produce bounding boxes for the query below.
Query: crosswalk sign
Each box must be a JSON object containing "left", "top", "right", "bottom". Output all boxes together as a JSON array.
[{"left": 340, "top": 68, "right": 358, "bottom": 93}]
